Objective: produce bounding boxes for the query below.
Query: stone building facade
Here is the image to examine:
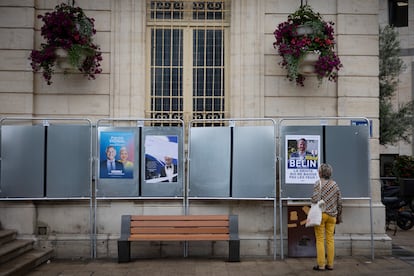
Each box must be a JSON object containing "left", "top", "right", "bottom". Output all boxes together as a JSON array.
[{"left": 0, "top": 0, "right": 389, "bottom": 259}]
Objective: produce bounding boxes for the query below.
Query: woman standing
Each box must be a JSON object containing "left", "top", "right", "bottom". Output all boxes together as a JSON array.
[{"left": 311, "top": 163, "right": 342, "bottom": 271}]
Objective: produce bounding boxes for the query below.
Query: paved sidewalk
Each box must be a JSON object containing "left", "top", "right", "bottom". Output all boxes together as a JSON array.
[{"left": 27, "top": 228, "right": 414, "bottom": 276}]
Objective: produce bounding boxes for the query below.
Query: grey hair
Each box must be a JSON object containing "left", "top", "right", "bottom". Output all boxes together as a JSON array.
[{"left": 319, "top": 163, "right": 333, "bottom": 179}]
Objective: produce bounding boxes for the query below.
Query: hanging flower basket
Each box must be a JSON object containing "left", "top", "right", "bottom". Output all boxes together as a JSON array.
[
  {"left": 273, "top": 4, "right": 342, "bottom": 86},
  {"left": 29, "top": 3, "right": 102, "bottom": 85}
]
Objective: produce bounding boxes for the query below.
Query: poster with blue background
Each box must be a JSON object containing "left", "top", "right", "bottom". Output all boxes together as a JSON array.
[{"left": 99, "top": 131, "right": 135, "bottom": 179}]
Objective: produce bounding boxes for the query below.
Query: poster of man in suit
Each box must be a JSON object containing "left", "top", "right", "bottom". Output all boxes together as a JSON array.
[
  {"left": 144, "top": 135, "right": 178, "bottom": 183},
  {"left": 286, "top": 135, "right": 320, "bottom": 184},
  {"left": 99, "top": 131, "right": 135, "bottom": 179}
]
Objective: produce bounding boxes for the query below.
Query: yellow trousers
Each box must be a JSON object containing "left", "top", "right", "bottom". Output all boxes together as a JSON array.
[{"left": 314, "top": 212, "right": 337, "bottom": 268}]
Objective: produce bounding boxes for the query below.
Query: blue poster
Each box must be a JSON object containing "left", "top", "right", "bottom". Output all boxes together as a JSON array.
[{"left": 99, "top": 131, "right": 135, "bottom": 179}]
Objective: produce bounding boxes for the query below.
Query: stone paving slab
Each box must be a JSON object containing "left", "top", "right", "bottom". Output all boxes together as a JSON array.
[
  {"left": 26, "top": 255, "right": 413, "bottom": 276},
  {"left": 26, "top": 228, "right": 414, "bottom": 276}
]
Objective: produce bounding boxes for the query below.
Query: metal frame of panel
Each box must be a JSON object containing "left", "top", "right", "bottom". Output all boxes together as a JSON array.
[
  {"left": 96, "top": 126, "right": 140, "bottom": 197},
  {"left": 0, "top": 117, "right": 93, "bottom": 200},
  {"left": 278, "top": 117, "right": 373, "bottom": 261},
  {"left": 141, "top": 126, "right": 184, "bottom": 197},
  {"left": 187, "top": 118, "right": 278, "bottom": 259},
  {"left": 94, "top": 118, "right": 185, "bottom": 258},
  {"left": 0, "top": 117, "right": 93, "bottom": 258},
  {"left": 0, "top": 116, "right": 374, "bottom": 261}
]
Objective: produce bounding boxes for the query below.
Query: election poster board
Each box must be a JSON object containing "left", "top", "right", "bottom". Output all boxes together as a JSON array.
[
  {"left": 285, "top": 135, "right": 320, "bottom": 184},
  {"left": 280, "top": 125, "right": 369, "bottom": 199}
]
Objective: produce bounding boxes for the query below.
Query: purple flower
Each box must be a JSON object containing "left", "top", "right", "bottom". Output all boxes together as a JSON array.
[
  {"left": 273, "top": 5, "right": 342, "bottom": 86},
  {"left": 29, "top": 3, "right": 102, "bottom": 84}
]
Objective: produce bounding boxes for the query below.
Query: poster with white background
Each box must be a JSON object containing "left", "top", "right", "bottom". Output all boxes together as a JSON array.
[{"left": 285, "top": 135, "right": 320, "bottom": 184}]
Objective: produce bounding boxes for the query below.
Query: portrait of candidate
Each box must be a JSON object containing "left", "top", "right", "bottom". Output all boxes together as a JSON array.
[
  {"left": 100, "top": 145, "right": 124, "bottom": 178},
  {"left": 159, "top": 155, "right": 178, "bottom": 182},
  {"left": 290, "top": 138, "right": 314, "bottom": 160},
  {"left": 118, "top": 146, "right": 134, "bottom": 178}
]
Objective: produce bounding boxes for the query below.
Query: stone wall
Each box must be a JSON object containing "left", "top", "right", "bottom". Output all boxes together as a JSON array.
[{"left": 0, "top": 0, "right": 389, "bottom": 259}]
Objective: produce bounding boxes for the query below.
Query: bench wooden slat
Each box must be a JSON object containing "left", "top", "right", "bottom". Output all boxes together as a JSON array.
[
  {"left": 129, "top": 233, "right": 230, "bottom": 241},
  {"left": 131, "top": 227, "right": 229, "bottom": 234},
  {"left": 131, "top": 220, "right": 229, "bottom": 227},
  {"left": 130, "top": 215, "right": 229, "bottom": 221}
]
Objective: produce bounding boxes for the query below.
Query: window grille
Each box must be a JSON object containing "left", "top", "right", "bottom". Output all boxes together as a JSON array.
[{"left": 146, "top": 1, "right": 230, "bottom": 126}]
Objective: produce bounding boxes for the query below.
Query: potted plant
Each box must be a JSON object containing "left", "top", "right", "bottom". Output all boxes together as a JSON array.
[
  {"left": 29, "top": 3, "right": 102, "bottom": 85},
  {"left": 273, "top": 4, "right": 342, "bottom": 86}
]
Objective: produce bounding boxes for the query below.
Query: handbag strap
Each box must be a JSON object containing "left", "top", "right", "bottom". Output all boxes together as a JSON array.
[{"left": 319, "top": 180, "right": 322, "bottom": 201}]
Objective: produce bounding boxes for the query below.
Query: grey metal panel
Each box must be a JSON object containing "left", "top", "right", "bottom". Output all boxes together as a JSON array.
[
  {"left": 280, "top": 125, "right": 370, "bottom": 199},
  {"left": 0, "top": 125, "right": 44, "bottom": 197},
  {"left": 232, "top": 126, "right": 275, "bottom": 198},
  {"left": 325, "top": 125, "right": 370, "bottom": 197},
  {"left": 280, "top": 126, "right": 323, "bottom": 199},
  {"left": 141, "top": 127, "right": 184, "bottom": 197},
  {"left": 189, "top": 127, "right": 231, "bottom": 197},
  {"left": 46, "top": 125, "right": 91, "bottom": 197},
  {"left": 97, "top": 127, "right": 139, "bottom": 197}
]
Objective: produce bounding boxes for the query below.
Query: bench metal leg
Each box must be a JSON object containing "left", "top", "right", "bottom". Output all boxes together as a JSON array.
[
  {"left": 228, "top": 240, "right": 240, "bottom": 262},
  {"left": 228, "top": 215, "right": 240, "bottom": 262},
  {"left": 118, "top": 240, "right": 131, "bottom": 263}
]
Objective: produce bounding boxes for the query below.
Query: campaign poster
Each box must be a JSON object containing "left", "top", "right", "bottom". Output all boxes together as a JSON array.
[
  {"left": 285, "top": 135, "right": 320, "bottom": 184},
  {"left": 99, "top": 131, "right": 135, "bottom": 179},
  {"left": 144, "top": 135, "right": 178, "bottom": 183}
]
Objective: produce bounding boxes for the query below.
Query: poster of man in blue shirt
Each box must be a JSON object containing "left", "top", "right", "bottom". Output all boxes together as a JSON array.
[{"left": 286, "top": 135, "right": 320, "bottom": 184}]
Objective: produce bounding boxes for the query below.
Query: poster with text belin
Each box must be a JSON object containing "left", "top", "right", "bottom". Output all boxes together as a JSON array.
[{"left": 285, "top": 135, "right": 320, "bottom": 184}]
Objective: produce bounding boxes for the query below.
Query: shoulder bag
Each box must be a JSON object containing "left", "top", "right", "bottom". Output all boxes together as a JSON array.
[{"left": 305, "top": 180, "right": 326, "bottom": 227}]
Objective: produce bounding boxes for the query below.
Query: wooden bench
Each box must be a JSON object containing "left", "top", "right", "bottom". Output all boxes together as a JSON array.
[{"left": 117, "top": 214, "right": 240, "bottom": 262}]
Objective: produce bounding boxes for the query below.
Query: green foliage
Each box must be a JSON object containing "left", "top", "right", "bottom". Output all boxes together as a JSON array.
[
  {"left": 392, "top": 155, "right": 414, "bottom": 178},
  {"left": 379, "top": 25, "right": 414, "bottom": 145},
  {"left": 68, "top": 44, "right": 94, "bottom": 68},
  {"left": 288, "top": 4, "right": 323, "bottom": 24}
]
